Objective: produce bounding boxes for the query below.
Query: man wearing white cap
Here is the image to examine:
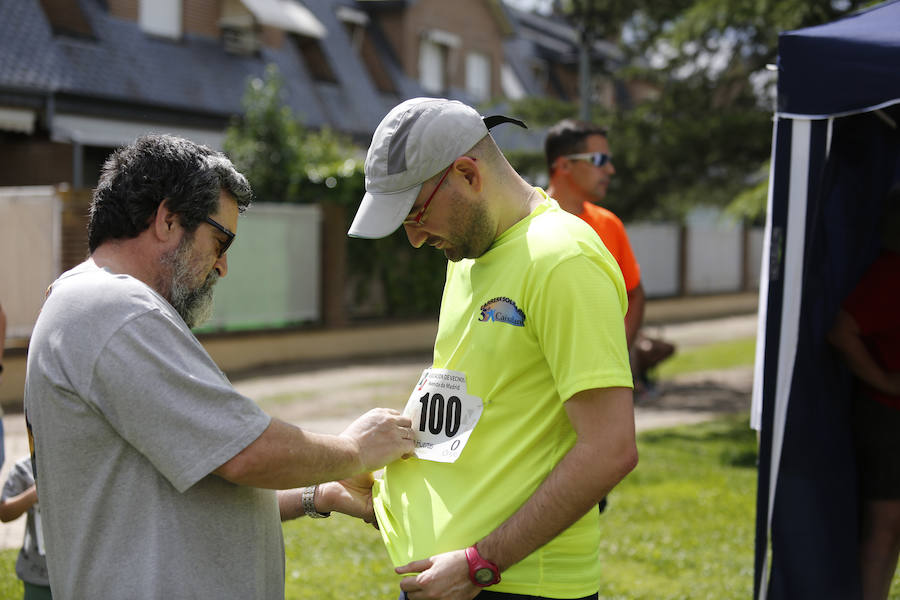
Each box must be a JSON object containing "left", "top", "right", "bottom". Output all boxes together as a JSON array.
[{"left": 349, "top": 97, "right": 638, "bottom": 600}]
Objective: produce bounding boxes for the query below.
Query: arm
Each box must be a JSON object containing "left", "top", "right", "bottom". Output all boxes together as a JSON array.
[
  {"left": 214, "top": 408, "right": 414, "bottom": 489},
  {"left": 278, "top": 473, "right": 377, "bottom": 525},
  {"left": 0, "top": 485, "right": 37, "bottom": 522},
  {"left": 828, "top": 309, "right": 900, "bottom": 395},
  {"left": 624, "top": 282, "right": 645, "bottom": 349},
  {"left": 397, "top": 387, "right": 638, "bottom": 600}
]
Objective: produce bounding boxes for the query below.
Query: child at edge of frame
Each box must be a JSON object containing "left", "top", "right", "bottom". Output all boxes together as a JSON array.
[{"left": 0, "top": 455, "right": 51, "bottom": 599}]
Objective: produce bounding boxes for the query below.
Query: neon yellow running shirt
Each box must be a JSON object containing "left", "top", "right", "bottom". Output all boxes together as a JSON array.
[{"left": 373, "top": 191, "right": 632, "bottom": 598}]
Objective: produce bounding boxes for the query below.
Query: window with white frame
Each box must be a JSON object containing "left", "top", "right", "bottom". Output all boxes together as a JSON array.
[
  {"left": 419, "top": 39, "right": 446, "bottom": 93},
  {"left": 139, "top": 0, "right": 182, "bottom": 39},
  {"left": 465, "top": 51, "right": 491, "bottom": 102},
  {"left": 418, "top": 30, "right": 459, "bottom": 95}
]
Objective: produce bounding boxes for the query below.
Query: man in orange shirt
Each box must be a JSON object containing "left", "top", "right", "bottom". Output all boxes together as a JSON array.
[{"left": 545, "top": 119, "right": 674, "bottom": 389}]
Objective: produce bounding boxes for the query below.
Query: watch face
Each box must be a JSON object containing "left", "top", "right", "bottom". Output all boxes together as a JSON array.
[{"left": 475, "top": 567, "right": 495, "bottom": 584}]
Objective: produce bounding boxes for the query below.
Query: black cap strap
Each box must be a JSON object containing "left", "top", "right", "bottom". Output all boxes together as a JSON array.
[{"left": 483, "top": 115, "right": 528, "bottom": 130}]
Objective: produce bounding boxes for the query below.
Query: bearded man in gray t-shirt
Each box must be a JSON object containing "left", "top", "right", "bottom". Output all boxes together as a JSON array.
[{"left": 24, "top": 135, "right": 414, "bottom": 599}]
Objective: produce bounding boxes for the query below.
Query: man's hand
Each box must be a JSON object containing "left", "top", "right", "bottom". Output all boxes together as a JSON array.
[
  {"left": 396, "top": 549, "right": 481, "bottom": 600},
  {"left": 318, "top": 473, "right": 378, "bottom": 526},
  {"left": 340, "top": 408, "right": 415, "bottom": 472}
]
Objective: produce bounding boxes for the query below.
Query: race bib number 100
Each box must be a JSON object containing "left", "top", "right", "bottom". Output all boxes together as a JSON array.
[{"left": 402, "top": 368, "right": 483, "bottom": 463}]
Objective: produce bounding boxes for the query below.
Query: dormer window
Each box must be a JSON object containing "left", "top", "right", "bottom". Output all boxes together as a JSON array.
[
  {"left": 295, "top": 35, "right": 337, "bottom": 83},
  {"left": 37, "top": 0, "right": 94, "bottom": 38},
  {"left": 220, "top": 0, "right": 259, "bottom": 55},
  {"left": 338, "top": 6, "right": 396, "bottom": 94},
  {"left": 336, "top": 5, "right": 368, "bottom": 51},
  {"left": 219, "top": 0, "right": 326, "bottom": 56},
  {"left": 419, "top": 29, "right": 459, "bottom": 94}
]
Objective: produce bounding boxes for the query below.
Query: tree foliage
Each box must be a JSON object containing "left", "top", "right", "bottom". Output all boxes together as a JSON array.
[
  {"left": 224, "top": 64, "right": 364, "bottom": 206},
  {"left": 513, "top": 0, "right": 873, "bottom": 223},
  {"left": 224, "top": 64, "right": 445, "bottom": 319}
]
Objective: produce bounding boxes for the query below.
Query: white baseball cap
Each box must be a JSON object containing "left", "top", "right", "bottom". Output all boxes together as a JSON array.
[{"left": 348, "top": 97, "right": 526, "bottom": 239}]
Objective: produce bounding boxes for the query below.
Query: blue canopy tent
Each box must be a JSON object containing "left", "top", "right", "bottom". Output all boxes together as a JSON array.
[{"left": 752, "top": 1, "right": 900, "bottom": 598}]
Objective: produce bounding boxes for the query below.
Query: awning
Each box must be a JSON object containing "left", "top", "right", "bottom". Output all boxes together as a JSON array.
[
  {"left": 241, "top": 0, "right": 326, "bottom": 38},
  {"left": 777, "top": 0, "right": 900, "bottom": 118},
  {"left": 336, "top": 6, "right": 369, "bottom": 26},
  {"left": 423, "top": 28, "right": 461, "bottom": 48},
  {"left": 0, "top": 107, "right": 36, "bottom": 134},
  {"left": 50, "top": 114, "right": 225, "bottom": 150}
]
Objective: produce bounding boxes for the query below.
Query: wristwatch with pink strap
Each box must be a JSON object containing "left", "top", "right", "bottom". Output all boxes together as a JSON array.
[{"left": 465, "top": 545, "right": 501, "bottom": 587}]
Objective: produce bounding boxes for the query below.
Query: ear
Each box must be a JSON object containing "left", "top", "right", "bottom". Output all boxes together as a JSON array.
[
  {"left": 152, "top": 198, "right": 180, "bottom": 243},
  {"left": 552, "top": 156, "right": 570, "bottom": 174},
  {"left": 455, "top": 157, "right": 483, "bottom": 193}
]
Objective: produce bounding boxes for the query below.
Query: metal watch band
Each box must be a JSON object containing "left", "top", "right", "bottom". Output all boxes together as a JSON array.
[{"left": 301, "top": 485, "right": 330, "bottom": 518}]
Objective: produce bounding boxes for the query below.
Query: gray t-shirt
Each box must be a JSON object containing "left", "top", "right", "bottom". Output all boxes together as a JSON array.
[
  {"left": 25, "top": 261, "right": 280, "bottom": 599},
  {"left": 1, "top": 456, "right": 48, "bottom": 587}
]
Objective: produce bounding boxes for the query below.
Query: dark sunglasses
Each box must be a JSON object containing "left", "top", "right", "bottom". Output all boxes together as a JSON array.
[
  {"left": 565, "top": 152, "right": 612, "bottom": 167},
  {"left": 204, "top": 216, "right": 235, "bottom": 257}
]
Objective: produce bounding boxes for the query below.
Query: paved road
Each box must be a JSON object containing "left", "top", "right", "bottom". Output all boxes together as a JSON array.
[{"left": 0, "top": 313, "right": 756, "bottom": 551}]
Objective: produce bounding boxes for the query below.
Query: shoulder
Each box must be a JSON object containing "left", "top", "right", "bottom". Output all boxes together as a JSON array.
[
  {"left": 848, "top": 250, "right": 900, "bottom": 304},
  {"left": 526, "top": 200, "right": 617, "bottom": 269},
  {"left": 12, "top": 458, "right": 34, "bottom": 482},
  {"left": 3, "top": 458, "right": 34, "bottom": 490},
  {"left": 47, "top": 261, "right": 169, "bottom": 322},
  {"left": 36, "top": 260, "right": 181, "bottom": 353},
  {"left": 580, "top": 202, "right": 625, "bottom": 230},
  {"left": 870, "top": 250, "right": 900, "bottom": 275},
  {"left": 531, "top": 198, "right": 601, "bottom": 241}
]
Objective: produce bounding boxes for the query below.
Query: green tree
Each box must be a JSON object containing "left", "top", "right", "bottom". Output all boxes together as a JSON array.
[
  {"left": 512, "top": 0, "right": 873, "bottom": 222},
  {"left": 224, "top": 64, "right": 364, "bottom": 206},
  {"left": 224, "top": 64, "right": 445, "bottom": 319}
]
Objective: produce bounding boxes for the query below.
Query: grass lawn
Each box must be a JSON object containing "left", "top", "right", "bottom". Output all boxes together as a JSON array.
[
  {"left": 3, "top": 414, "right": 896, "bottom": 597},
  {"left": 596, "top": 414, "right": 758, "bottom": 599},
  {"left": 654, "top": 337, "right": 757, "bottom": 379},
  {"left": 294, "top": 415, "right": 762, "bottom": 599},
  {"left": 0, "top": 417, "right": 760, "bottom": 598},
  {"left": 3, "top": 332, "right": 895, "bottom": 597}
]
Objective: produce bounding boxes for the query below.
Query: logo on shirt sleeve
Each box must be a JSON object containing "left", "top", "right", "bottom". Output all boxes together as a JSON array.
[{"left": 478, "top": 297, "right": 526, "bottom": 327}]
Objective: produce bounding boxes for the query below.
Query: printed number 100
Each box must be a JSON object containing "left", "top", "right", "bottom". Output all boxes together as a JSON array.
[{"left": 417, "top": 393, "right": 462, "bottom": 437}]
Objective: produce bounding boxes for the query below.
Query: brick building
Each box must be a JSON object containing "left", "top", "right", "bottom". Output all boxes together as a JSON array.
[{"left": 0, "top": 0, "right": 643, "bottom": 190}]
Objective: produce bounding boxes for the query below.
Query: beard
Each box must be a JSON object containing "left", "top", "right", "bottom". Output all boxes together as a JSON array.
[
  {"left": 437, "top": 190, "right": 495, "bottom": 262},
  {"left": 161, "top": 236, "right": 219, "bottom": 328}
]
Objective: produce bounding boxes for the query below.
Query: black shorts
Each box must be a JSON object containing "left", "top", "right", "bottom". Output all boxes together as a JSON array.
[{"left": 852, "top": 390, "right": 900, "bottom": 500}]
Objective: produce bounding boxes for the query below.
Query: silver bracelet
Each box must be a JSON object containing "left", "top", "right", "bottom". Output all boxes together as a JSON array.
[{"left": 301, "top": 485, "right": 330, "bottom": 518}]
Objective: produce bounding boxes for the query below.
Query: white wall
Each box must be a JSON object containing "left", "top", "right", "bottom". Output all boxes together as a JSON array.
[
  {"left": 747, "top": 227, "right": 765, "bottom": 291},
  {"left": 1, "top": 192, "right": 323, "bottom": 338},
  {"left": 626, "top": 220, "right": 764, "bottom": 298},
  {"left": 686, "top": 221, "right": 744, "bottom": 294},
  {"left": 2, "top": 185, "right": 761, "bottom": 343},
  {"left": 629, "top": 223, "right": 680, "bottom": 297},
  {"left": 0, "top": 187, "right": 60, "bottom": 339},
  {"left": 201, "top": 203, "right": 323, "bottom": 331}
]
